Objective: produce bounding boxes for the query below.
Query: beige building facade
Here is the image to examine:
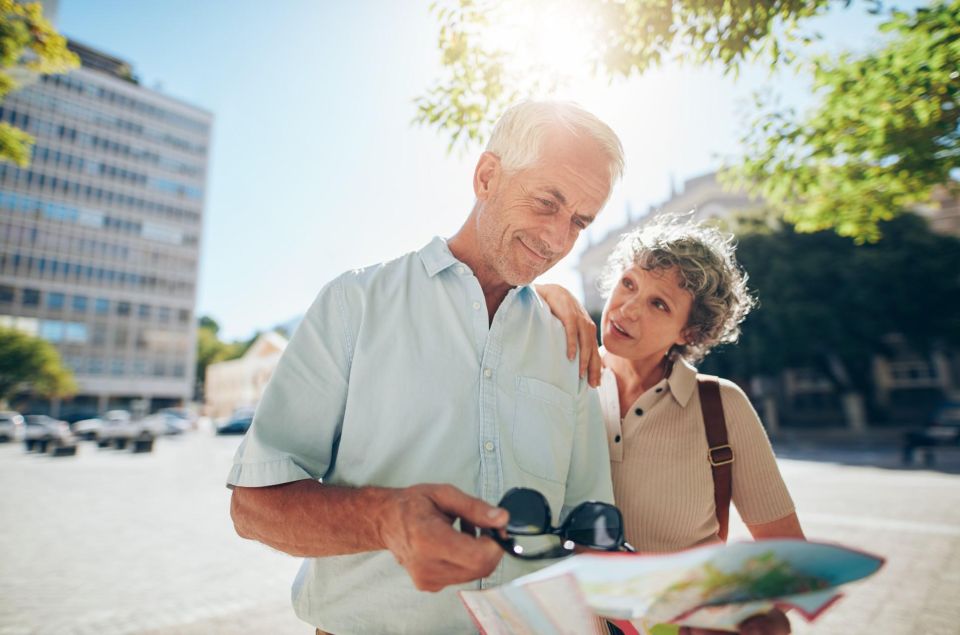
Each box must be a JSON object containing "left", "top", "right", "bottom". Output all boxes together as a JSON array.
[{"left": 205, "top": 332, "right": 287, "bottom": 420}]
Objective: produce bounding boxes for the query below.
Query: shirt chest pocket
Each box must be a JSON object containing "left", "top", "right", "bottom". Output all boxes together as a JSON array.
[{"left": 512, "top": 376, "right": 576, "bottom": 484}]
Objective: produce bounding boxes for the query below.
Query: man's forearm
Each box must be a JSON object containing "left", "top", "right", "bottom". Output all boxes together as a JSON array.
[{"left": 230, "top": 480, "right": 393, "bottom": 557}]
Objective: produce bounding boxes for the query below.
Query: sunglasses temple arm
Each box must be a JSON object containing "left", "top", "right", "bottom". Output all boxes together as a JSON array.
[{"left": 621, "top": 541, "right": 636, "bottom": 553}]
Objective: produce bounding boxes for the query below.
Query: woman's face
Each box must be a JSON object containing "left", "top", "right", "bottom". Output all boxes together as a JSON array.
[{"left": 601, "top": 263, "right": 694, "bottom": 362}]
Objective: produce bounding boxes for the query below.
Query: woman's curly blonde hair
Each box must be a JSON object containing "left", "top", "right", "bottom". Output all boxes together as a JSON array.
[{"left": 597, "top": 214, "right": 756, "bottom": 363}]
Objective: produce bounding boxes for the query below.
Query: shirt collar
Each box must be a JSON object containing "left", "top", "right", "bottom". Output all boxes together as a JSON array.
[
  {"left": 417, "top": 236, "right": 536, "bottom": 299},
  {"left": 418, "top": 236, "right": 459, "bottom": 277},
  {"left": 666, "top": 355, "right": 698, "bottom": 407}
]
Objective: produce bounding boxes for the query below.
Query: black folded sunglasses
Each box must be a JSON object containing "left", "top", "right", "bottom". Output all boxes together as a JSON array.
[{"left": 486, "top": 487, "right": 635, "bottom": 560}]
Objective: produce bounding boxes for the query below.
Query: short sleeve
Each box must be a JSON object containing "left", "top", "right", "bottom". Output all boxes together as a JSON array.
[
  {"left": 226, "top": 275, "right": 356, "bottom": 488},
  {"left": 561, "top": 379, "right": 615, "bottom": 517},
  {"left": 721, "top": 380, "right": 796, "bottom": 525}
]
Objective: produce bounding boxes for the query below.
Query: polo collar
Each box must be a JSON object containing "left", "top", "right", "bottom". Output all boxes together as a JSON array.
[
  {"left": 666, "top": 355, "right": 699, "bottom": 407},
  {"left": 600, "top": 348, "right": 699, "bottom": 408}
]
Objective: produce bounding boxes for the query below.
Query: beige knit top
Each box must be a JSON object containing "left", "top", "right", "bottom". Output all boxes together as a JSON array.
[{"left": 600, "top": 356, "right": 795, "bottom": 553}]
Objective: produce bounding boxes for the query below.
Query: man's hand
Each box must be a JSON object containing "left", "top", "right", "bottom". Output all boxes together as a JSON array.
[
  {"left": 534, "top": 283, "right": 602, "bottom": 387},
  {"left": 377, "top": 484, "right": 508, "bottom": 592},
  {"left": 681, "top": 608, "right": 791, "bottom": 635}
]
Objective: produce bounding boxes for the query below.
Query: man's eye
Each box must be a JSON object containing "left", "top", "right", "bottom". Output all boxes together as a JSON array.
[
  {"left": 620, "top": 278, "right": 632, "bottom": 289},
  {"left": 573, "top": 217, "right": 587, "bottom": 229},
  {"left": 537, "top": 198, "right": 555, "bottom": 210}
]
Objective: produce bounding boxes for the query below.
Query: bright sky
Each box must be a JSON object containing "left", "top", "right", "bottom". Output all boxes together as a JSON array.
[{"left": 55, "top": 0, "right": 904, "bottom": 340}]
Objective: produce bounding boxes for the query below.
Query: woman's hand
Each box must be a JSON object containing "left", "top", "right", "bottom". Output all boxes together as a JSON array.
[{"left": 534, "top": 283, "right": 601, "bottom": 387}]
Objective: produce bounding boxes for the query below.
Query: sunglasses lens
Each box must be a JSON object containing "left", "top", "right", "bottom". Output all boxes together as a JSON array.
[
  {"left": 500, "top": 488, "right": 551, "bottom": 535},
  {"left": 508, "top": 534, "right": 571, "bottom": 559},
  {"left": 564, "top": 503, "right": 623, "bottom": 550}
]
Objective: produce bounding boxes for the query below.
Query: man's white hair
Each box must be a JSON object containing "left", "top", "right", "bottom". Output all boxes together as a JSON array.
[{"left": 485, "top": 101, "right": 625, "bottom": 188}]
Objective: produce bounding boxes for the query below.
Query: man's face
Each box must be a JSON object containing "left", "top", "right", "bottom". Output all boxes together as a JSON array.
[{"left": 475, "top": 132, "right": 611, "bottom": 286}]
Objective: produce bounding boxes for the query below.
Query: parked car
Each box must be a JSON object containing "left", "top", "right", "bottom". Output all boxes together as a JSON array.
[
  {"left": 23, "top": 415, "right": 76, "bottom": 455},
  {"left": 0, "top": 411, "right": 24, "bottom": 442},
  {"left": 94, "top": 410, "right": 137, "bottom": 449},
  {"left": 158, "top": 407, "right": 198, "bottom": 429},
  {"left": 216, "top": 412, "right": 253, "bottom": 435},
  {"left": 903, "top": 399, "right": 960, "bottom": 466},
  {"left": 62, "top": 411, "right": 100, "bottom": 426},
  {"left": 72, "top": 417, "right": 105, "bottom": 441},
  {"left": 140, "top": 411, "right": 190, "bottom": 436}
]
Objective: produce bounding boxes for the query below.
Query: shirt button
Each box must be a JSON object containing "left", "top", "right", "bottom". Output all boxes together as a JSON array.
[
  {"left": 483, "top": 368, "right": 492, "bottom": 378},
  {"left": 635, "top": 408, "right": 644, "bottom": 416},
  {"left": 456, "top": 265, "right": 466, "bottom": 275},
  {"left": 655, "top": 388, "right": 663, "bottom": 393},
  {"left": 614, "top": 435, "right": 621, "bottom": 443},
  {"left": 473, "top": 301, "right": 481, "bottom": 310},
  {"left": 484, "top": 441, "right": 495, "bottom": 452}
]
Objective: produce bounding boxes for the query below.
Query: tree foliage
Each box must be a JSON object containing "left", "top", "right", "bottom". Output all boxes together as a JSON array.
[
  {"left": 704, "top": 212, "right": 960, "bottom": 400},
  {"left": 0, "top": 0, "right": 78, "bottom": 166},
  {"left": 0, "top": 326, "right": 77, "bottom": 404},
  {"left": 728, "top": 0, "right": 960, "bottom": 242},
  {"left": 195, "top": 316, "right": 266, "bottom": 391},
  {"left": 417, "top": 0, "right": 840, "bottom": 149}
]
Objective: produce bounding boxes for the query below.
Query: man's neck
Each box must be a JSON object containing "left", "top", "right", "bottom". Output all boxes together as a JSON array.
[{"left": 447, "top": 228, "right": 513, "bottom": 323}]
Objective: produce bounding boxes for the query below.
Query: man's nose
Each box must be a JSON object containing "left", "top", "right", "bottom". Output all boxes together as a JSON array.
[{"left": 541, "top": 215, "right": 571, "bottom": 253}]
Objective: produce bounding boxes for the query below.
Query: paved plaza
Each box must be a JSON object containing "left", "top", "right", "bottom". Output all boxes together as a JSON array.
[{"left": 0, "top": 432, "right": 958, "bottom": 634}]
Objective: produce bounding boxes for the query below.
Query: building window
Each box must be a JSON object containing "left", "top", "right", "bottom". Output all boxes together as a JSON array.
[
  {"left": 138, "top": 304, "right": 151, "bottom": 319},
  {"left": 152, "top": 361, "right": 166, "bottom": 377},
  {"left": 92, "top": 323, "right": 107, "bottom": 346},
  {"left": 95, "top": 298, "right": 109, "bottom": 314},
  {"left": 88, "top": 358, "right": 104, "bottom": 374},
  {"left": 178, "top": 309, "right": 190, "bottom": 324},
  {"left": 111, "top": 359, "right": 125, "bottom": 376},
  {"left": 0, "top": 285, "right": 12, "bottom": 304},
  {"left": 64, "top": 322, "right": 87, "bottom": 343},
  {"left": 117, "top": 301, "right": 130, "bottom": 316},
  {"left": 47, "top": 292, "right": 65, "bottom": 310},
  {"left": 158, "top": 307, "right": 170, "bottom": 323},
  {"left": 114, "top": 327, "right": 128, "bottom": 347},
  {"left": 39, "top": 320, "right": 64, "bottom": 342},
  {"left": 72, "top": 295, "right": 87, "bottom": 312},
  {"left": 23, "top": 288, "right": 40, "bottom": 306}
]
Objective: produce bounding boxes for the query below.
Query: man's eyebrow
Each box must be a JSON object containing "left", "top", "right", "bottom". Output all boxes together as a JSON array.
[{"left": 545, "top": 188, "right": 567, "bottom": 206}]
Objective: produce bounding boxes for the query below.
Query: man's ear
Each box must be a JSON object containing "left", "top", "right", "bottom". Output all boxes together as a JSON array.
[{"left": 473, "top": 152, "right": 501, "bottom": 200}]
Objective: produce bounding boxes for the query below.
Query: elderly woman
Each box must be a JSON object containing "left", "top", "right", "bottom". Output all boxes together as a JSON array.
[{"left": 539, "top": 216, "right": 803, "bottom": 634}]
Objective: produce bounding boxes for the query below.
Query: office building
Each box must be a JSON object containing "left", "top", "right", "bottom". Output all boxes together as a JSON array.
[{"left": 0, "top": 40, "right": 212, "bottom": 416}]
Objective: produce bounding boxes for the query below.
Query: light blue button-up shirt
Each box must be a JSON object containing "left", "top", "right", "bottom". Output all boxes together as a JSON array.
[{"left": 227, "top": 237, "right": 613, "bottom": 634}]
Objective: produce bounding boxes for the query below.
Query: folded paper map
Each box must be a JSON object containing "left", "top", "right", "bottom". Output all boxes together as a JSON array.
[{"left": 460, "top": 539, "right": 884, "bottom": 634}]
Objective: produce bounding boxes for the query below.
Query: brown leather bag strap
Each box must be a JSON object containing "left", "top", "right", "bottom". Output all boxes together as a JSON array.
[{"left": 698, "top": 375, "right": 733, "bottom": 542}]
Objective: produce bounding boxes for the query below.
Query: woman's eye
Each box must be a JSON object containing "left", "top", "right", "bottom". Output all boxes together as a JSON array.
[
  {"left": 653, "top": 299, "right": 669, "bottom": 312},
  {"left": 620, "top": 278, "right": 632, "bottom": 289}
]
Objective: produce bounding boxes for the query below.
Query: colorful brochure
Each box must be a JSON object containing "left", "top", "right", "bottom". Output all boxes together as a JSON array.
[{"left": 460, "top": 539, "right": 884, "bottom": 634}]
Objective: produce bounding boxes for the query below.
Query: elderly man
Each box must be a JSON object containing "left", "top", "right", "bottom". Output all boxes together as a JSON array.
[{"left": 228, "top": 101, "right": 623, "bottom": 634}]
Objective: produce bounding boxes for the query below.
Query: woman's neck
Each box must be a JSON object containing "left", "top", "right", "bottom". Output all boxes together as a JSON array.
[{"left": 606, "top": 352, "right": 670, "bottom": 418}]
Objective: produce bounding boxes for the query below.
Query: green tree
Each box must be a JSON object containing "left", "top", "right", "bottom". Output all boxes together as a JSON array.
[
  {"left": 703, "top": 212, "right": 960, "bottom": 419},
  {"left": 0, "top": 326, "right": 77, "bottom": 406},
  {"left": 728, "top": 0, "right": 960, "bottom": 242},
  {"left": 0, "top": 0, "right": 78, "bottom": 166},
  {"left": 417, "top": 0, "right": 842, "bottom": 148}
]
